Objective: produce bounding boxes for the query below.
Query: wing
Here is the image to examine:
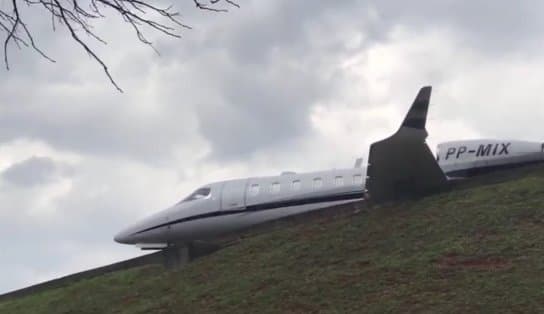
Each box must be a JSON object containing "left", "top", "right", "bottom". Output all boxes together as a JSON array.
[{"left": 366, "top": 86, "right": 448, "bottom": 202}]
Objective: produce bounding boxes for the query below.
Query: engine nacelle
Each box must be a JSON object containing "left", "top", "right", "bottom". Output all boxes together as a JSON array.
[{"left": 436, "top": 140, "right": 544, "bottom": 178}]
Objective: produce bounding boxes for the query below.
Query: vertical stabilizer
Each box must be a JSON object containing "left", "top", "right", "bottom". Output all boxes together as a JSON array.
[
  {"left": 400, "top": 86, "right": 432, "bottom": 130},
  {"left": 354, "top": 158, "right": 364, "bottom": 168},
  {"left": 366, "top": 86, "right": 447, "bottom": 202}
]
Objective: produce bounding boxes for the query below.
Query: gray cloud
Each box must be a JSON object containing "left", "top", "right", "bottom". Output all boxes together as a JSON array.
[
  {"left": 158, "top": 1, "right": 378, "bottom": 160},
  {"left": 194, "top": 61, "right": 327, "bottom": 159},
  {"left": 366, "top": 1, "right": 544, "bottom": 54},
  {"left": 1, "top": 156, "right": 71, "bottom": 187},
  {"left": 5, "top": 0, "right": 540, "bottom": 163}
]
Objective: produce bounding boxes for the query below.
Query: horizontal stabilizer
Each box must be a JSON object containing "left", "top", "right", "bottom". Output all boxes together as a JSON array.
[{"left": 366, "top": 86, "right": 448, "bottom": 202}]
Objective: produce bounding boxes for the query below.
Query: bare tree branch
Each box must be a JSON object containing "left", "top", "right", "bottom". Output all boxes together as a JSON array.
[
  {"left": 0, "top": 0, "right": 238, "bottom": 92},
  {"left": 193, "top": 0, "right": 227, "bottom": 12}
]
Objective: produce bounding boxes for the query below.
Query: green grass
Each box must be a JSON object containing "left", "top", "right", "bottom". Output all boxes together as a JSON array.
[{"left": 3, "top": 168, "right": 544, "bottom": 313}]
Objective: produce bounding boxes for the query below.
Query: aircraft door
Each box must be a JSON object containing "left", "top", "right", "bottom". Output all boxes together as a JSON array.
[{"left": 221, "top": 179, "right": 247, "bottom": 211}]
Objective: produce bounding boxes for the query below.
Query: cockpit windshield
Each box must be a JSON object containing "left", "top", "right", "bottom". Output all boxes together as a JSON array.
[{"left": 179, "top": 187, "right": 211, "bottom": 203}]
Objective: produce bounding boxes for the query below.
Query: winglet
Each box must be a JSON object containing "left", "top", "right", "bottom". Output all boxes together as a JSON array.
[{"left": 400, "top": 86, "right": 431, "bottom": 130}]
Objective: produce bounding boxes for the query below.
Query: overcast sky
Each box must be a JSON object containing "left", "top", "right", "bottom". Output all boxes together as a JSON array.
[{"left": 2, "top": 0, "right": 544, "bottom": 293}]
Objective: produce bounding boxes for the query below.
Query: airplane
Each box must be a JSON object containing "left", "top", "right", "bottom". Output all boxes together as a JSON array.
[
  {"left": 115, "top": 86, "right": 544, "bottom": 248},
  {"left": 114, "top": 166, "right": 366, "bottom": 249}
]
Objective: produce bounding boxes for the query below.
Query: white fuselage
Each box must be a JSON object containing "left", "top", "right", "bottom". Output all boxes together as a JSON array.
[
  {"left": 114, "top": 168, "right": 366, "bottom": 246},
  {"left": 437, "top": 139, "right": 544, "bottom": 178}
]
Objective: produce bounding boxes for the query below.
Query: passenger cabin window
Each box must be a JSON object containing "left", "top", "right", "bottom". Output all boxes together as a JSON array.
[
  {"left": 353, "top": 174, "right": 363, "bottom": 185},
  {"left": 181, "top": 187, "right": 211, "bottom": 203},
  {"left": 270, "top": 182, "right": 280, "bottom": 194},
  {"left": 292, "top": 180, "right": 301, "bottom": 190},
  {"left": 313, "top": 177, "right": 323, "bottom": 189},
  {"left": 335, "top": 176, "right": 344, "bottom": 186},
  {"left": 249, "top": 184, "right": 260, "bottom": 196}
]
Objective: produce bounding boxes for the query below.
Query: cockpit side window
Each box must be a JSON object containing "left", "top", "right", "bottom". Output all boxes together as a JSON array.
[{"left": 180, "top": 187, "right": 211, "bottom": 203}]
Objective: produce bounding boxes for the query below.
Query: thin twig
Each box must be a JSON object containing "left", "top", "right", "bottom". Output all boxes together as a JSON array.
[{"left": 0, "top": 0, "right": 238, "bottom": 91}]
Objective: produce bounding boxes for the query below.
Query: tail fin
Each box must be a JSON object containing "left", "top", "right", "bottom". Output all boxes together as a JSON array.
[
  {"left": 366, "top": 86, "right": 448, "bottom": 202},
  {"left": 401, "top": 86, "right": 431, "bottom": 130},
  {"left": 354, "top": 157, "right": 364, "bottom": 168}
]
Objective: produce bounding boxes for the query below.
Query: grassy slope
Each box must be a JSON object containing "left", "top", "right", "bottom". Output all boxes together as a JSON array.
[{"left": 2, "top": 169, "right": 544, "bottom": 313}]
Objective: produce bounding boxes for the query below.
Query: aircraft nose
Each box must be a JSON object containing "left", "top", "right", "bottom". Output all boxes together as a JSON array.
[{"left": 114, "top": 229, "right": 135, "bottom": 244}]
